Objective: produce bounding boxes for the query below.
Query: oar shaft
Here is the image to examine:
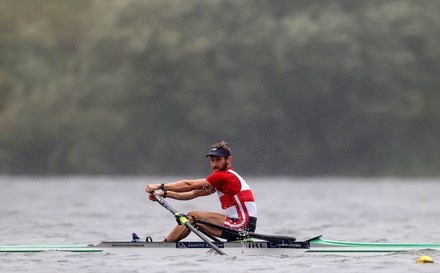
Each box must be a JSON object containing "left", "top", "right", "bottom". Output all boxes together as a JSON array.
[{"left": 152, "top": 192, "right": 226, "bottom": 255}]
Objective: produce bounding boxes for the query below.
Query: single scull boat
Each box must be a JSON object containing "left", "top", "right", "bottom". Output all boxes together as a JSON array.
[{"left": 1, "top": 236, "right": 440, "bottom": 255}]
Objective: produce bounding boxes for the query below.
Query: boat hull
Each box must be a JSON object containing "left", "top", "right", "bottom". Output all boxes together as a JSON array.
[
  {"left": 1, "top": 238, "right": 440, "bottom": 255},
  {"left": 0, "top": 241, "right": 308, "bottom": 255}
]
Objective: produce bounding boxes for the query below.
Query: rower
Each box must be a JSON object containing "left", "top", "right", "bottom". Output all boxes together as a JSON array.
[{"left": 146, "top": 141, "right": 257, "bottom": 242}]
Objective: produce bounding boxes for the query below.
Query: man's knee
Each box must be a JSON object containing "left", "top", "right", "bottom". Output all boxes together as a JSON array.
[{"left": 186, "top": 211, "right": 198, "bottom": 225}]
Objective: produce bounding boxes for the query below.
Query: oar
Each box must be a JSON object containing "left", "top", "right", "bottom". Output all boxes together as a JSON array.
[
  {"left": 151, "top": 191, "right": 226, "bottom": 255},
  {"left": 196, "top": 219, "right": 296, "bottom": 244}
]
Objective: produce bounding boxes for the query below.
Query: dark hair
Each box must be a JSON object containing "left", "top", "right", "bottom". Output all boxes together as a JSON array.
[{"left": 211, "top": 141, "right": 231, "bottom": 155}]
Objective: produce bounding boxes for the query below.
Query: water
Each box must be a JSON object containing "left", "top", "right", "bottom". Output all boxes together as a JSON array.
[{"left": 1, "top": 176, "right": 440, "bottom": 272}]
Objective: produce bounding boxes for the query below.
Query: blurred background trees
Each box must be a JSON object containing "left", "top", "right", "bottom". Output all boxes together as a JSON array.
[{"left": 1, "top": 0, "right": 439, "bottom": 176}]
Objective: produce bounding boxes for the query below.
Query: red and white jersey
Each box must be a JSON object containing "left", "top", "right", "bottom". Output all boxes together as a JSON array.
[{"left": 206, "top": 168, "right": 257, "bottom": 229}]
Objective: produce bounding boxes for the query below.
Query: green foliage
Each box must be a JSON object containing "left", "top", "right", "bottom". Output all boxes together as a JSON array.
[{"left": 1, "top": 0, "right": 440, "bottom": 176}]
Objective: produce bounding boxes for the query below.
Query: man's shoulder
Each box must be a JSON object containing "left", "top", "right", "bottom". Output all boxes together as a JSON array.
[
  {"left": 211, "top": 168, "right": 238, "bottom": 177},
  {"left": 206, "top": 169, "right": 239, "bottom": 184},
  {"left": 207, "top": 170, "right": 229, "bottom": 179}
]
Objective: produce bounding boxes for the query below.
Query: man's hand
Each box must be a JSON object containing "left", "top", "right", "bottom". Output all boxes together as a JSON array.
[
  {"left": 145, "top": 184, "right": 161, "bottom": 193},
  {"left": 147, "top": 193, "right": 158, "bottom": 201},
  {"left": 146, "top": 184, "right": 161, "bottom": 202}
]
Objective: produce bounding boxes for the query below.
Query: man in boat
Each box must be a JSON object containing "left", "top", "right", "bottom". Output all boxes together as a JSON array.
[{"left": 146, "top": 141, "right": 257, "bottom": 242}]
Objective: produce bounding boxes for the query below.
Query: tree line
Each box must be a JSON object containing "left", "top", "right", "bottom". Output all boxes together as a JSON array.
[{"left": 1, "top": 0, "right": 440, "bottom": 176}]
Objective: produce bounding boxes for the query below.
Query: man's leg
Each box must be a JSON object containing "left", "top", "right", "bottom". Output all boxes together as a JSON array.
[
  {"left": 165, "top": 211, "right": 226, "bottom": 242},
  {"left": 164, "top": 225, "right": 191, "bottom": 242}
]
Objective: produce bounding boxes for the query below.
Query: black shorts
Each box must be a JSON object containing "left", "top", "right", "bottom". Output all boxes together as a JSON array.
[{"left": 221, "top": 217, "right": 257, "bottom": 241}]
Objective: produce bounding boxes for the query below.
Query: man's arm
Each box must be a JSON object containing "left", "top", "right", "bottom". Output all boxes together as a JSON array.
[
  {"left": 166, "top": 187, "right": 215, "bottom": 200},
  {"left": 146, "top": 179, "right": 215, "bottom": 200}
]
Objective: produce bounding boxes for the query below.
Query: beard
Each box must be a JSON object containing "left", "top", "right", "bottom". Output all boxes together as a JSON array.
[{"left": 212, "top": 160, "right": 229, "bottom": 172}]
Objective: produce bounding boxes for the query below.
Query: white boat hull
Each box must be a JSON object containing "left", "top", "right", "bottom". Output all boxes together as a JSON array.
[{"left": 2, "top": 237, "right": 440, "bottom": 255}]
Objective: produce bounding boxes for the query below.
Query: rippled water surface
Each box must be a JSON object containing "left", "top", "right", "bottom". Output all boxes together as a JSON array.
[{"left": 1, "top": 176, "right": 440, "bottom": 272}]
